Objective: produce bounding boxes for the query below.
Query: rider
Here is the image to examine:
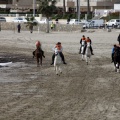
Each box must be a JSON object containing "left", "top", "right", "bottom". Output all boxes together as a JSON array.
[
  {"left": 51, "top": 42, "right": 67, "bottom": 65},
  {"left": 85, "top": 37, "right": 94, "bottom": 55},
  {"left": 111, "top": 44, "right": 117, "bottom": 63},
  {"left": 33, "top": 41, "right": 45, "bottom": 58},
  {"left": 79, "top": 35, "right": 86, "bottom": 54}
]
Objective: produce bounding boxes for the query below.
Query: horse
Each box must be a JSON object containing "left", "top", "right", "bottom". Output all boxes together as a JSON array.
[
  {"left": 33, "top": 47, "right": 45, "bottom": 67},
  {"left": 113, "top": 47, "right": 120, "bottom": 72},
  {"left": 81, "top": 40, "right": 86, "bottom": 60},
  {"left": 54, "top": 51, "right": 62, "bottom": 75},
  {"left": 85, "top": 42, "right": 91, "bottom": 65}
]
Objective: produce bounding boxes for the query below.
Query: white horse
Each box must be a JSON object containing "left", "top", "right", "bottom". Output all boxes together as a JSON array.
[
  {"left": 81, "top": 40, "right": 86, "bottom": 60},
  {"left": 85, "top": 42, "right": 91, "bottom": 65},
  {"left": 54, "top": 50, "right": 62, "bottom": 75}
]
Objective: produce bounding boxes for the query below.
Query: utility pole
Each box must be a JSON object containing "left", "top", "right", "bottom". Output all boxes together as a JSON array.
[
  {"left": 33, "top": 0, "right": 35, "bottom": 17},
  {"left": 87, "top": 0, "right": 90, "bottom": 19},
  {"left": 78, "top": 0, "right": 80, "bottom": 22}
]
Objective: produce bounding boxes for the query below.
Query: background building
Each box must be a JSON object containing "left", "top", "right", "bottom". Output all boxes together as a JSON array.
[{"left": 0, "top": 0, "right": 119, "bottom": 14}]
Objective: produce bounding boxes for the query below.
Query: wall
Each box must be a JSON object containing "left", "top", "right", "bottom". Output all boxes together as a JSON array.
[{"left": 0, "top": 22, "right": 83, "bottom": 32}]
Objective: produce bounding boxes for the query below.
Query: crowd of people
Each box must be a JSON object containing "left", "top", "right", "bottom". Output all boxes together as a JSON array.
[
  {"left": 33, "top": 33, "right": 120, "bottom": 66},
  {"left": 33, "top": 34, "right": 96, "bottom": 66}
]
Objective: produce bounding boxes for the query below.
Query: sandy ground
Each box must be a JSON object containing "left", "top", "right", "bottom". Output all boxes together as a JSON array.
[{"left": 0, "top": 29, "right": 120, "bottom": 120}]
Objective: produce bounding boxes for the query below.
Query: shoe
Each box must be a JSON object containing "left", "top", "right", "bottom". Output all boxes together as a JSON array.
[
  {"left": 51, "top": 63, "right": 53, "bottom": 65},
  {"left": 63, "top": 62, "right": 67, "bottom": 64}
]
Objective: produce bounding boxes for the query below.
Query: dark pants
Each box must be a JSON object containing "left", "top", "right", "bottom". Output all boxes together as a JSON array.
[
  {"left": 112, "top": 53, "right": 114, "bottom": 62},
  {"left": 118, "top": 41, "right": 120, "bottom": 45},
  {"left": 52, "top": 52, "right": 65, "bottom": 63},
  {"left": 18, "top": 28, "right": 20, "bottom": 33},
  {"left": 84, "top": 45, "right": 93, "bottom": 54},
  {"left": 79, "top": 46, "right": 86, "bottom": 54}
]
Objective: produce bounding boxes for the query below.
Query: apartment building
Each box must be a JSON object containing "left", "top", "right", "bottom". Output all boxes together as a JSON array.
[
  {"left": 0, "top": 0, "right": 34, "bottom": 13},
  {"left": 56, "top": 0, "right": 120, "bottom": 13},
  {"left": 0, "top": 0, "right": 119, "bottom": 13}
]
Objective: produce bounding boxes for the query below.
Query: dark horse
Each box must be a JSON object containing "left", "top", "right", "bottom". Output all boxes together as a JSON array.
[
  {"left": 113, "top": 46, "right": 120, "bottom": 72},
  {"left": 33, "top": 47, "right": 45, "bottom": 67}
]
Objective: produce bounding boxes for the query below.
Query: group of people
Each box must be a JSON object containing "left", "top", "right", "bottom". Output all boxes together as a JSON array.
[
  {"left": 33, "top": 35, "right": 95, "bottom": 65},
  {"left": 34, "top": 41, "right": 67, "bottom": 65},
  {"left": 17, "top": 23, "right": 33, "bottom": 33},
  {"left": 79, "top": 35, "right": 94, "bottom": 55}
]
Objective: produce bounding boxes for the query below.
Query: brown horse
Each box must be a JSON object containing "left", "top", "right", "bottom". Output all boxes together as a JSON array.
[{"left": 33, "top": 47, "right": 45, "bottom": 67}]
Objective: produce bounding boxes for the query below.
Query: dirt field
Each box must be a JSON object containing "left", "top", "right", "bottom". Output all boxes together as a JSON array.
[{"left": 0, "top": 29, "right": 120, "bottom": 120}]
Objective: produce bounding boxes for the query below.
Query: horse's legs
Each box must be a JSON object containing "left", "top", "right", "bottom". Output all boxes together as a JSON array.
[
  {"left": 56, "top": 65, "right": 58, "bottom": 75},
  {"left": 82, "top": 54, "right": 84, "bottom": 60},
  {"left": 59, "top": 65, "right": 62, "bottom": 74},
  {"left": 40, "top": 56, "right": 42, "bottom": 66},
  {"left": 116, "top": 63, "right": 119, "bottom": 73},
  {"left": 85, "top": 55, "right": 88, "bottom": 64},
  {"left": 36, "top": 57, "right": 39, "bottom": 67}
]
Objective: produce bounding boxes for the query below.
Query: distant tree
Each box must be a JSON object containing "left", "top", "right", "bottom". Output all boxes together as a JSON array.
[{"left": 37, "top": 0, "right": 57, "bottom": 33}]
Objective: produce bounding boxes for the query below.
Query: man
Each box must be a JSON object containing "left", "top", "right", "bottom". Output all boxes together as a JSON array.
[
  {"left": 79, "top": 35, "right": 86, "bottom": 54},
  {"left": 17, "top": 23, "right": 21, "bottom": 33},
  {"left": 51, "top": 42, "right": 67, "bottom": 65},
  {"left": 85, "top": 37, "right": 94, "bottom": 55}
]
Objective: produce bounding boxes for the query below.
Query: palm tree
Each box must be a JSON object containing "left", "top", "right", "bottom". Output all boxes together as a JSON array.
[{"left": 37, "top": 0, "right": 57, "bottom": 33}]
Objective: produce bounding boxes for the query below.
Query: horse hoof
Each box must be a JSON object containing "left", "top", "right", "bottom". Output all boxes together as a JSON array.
[{"left": 60, "top": 72, "right": 62, "bottom": 74}]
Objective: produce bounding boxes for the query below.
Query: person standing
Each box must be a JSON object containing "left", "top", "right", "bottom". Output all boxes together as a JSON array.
[
  {"left": 17, "top": 23, "right": 21, "bottom": 33},
  {"left": 29, "top": 23, "right": 33, "bottom": 33},
  {"left": 51, "top": 22, "right": 54, "bottom": 30}
]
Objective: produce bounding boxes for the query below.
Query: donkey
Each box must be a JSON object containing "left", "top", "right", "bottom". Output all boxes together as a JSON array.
[{"left": 33, "top": 47, "right": 45, "bottom": 67}]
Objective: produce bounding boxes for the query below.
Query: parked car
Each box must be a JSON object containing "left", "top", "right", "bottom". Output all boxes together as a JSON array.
[
  {"left": 0, "top": 17, "right": 6, "bottom": 22},
  {"left": 83, "top": 19, "right": 104, "bottom": 28},
  {"left": 38, "top": 18, "right": 52, "bottom": 24},
  {"left": 106, "top": 19, "right": 120, "bottom": 27},
  {"left": 12, "top": 17, "right": 27, "bottom": 23},
  {"left": 69, "top": 19, "right": 82, "bottom": 24}
]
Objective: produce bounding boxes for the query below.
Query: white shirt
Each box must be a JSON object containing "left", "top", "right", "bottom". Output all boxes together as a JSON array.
[{"left": 52, "top": 46, "right": 63, "bottom": 52}]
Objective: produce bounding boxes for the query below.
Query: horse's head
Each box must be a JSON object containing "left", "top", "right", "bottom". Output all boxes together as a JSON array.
[{"left": 55, "top": 51, "right": 59, "bottom": 56}]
